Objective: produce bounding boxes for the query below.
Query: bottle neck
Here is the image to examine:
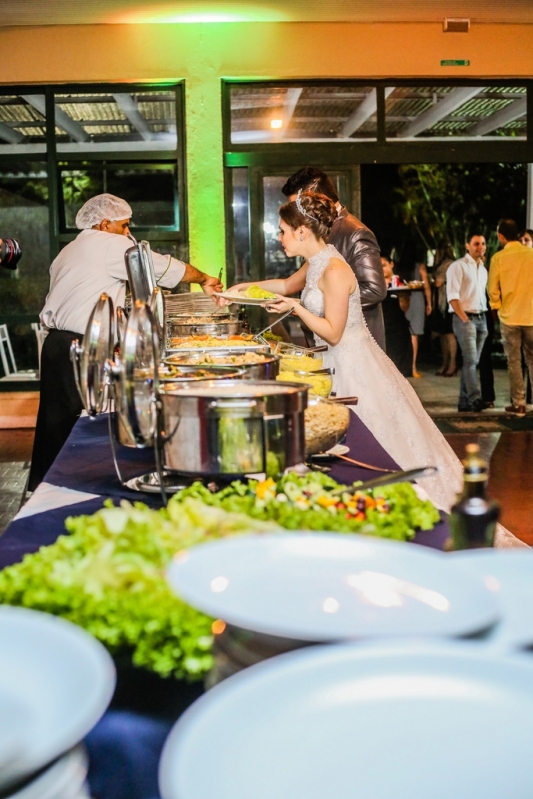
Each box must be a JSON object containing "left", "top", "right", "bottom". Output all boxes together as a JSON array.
[{"left": 463, "top": 477, "right": 487, "bottom": 498}]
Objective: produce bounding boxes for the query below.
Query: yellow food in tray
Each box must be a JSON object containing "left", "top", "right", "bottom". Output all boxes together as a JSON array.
[
  {"left": 277, "top": 370, "right": 332, "bottom": 398},
  {"left": 280, "top": 355, "right": 323, "bottom": 372}
]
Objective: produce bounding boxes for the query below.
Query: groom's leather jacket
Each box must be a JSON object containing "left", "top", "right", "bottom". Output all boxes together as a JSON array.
[{"left": 329, "top": 208, "right": 387, "bottom": 351}]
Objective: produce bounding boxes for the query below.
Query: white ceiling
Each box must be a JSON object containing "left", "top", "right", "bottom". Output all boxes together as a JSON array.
[{"left": 0, "top": 0, "right": 530, "bottom": 26}]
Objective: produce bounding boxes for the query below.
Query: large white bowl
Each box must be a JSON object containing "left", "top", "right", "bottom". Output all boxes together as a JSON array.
[
  {"left": 160, "top": 640, "right": 533, "bottom": 799},
  {"left": 166, "top": 533, "right": 499, "bottom": 641},
  {"left": 0, "top": 606, "right": 115, "bottom": 792}
]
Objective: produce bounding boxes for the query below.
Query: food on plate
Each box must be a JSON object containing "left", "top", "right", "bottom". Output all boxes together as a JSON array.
[
  {"left": 277, "top": 370, "right": 332, "bottom": 398},
  {"left": 169, "top": 334, "right": 257, "bottom": 348},
  {"left": 242, "top": 285, "right": 277, "bottom": 300},
  {"left": 304, "top": 401, "right": 350, "bottom": 455}
]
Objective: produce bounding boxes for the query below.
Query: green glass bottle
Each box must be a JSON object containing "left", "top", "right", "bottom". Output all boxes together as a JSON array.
[{"left": 449, "top": 443, "right": 500, "bottom": 550}]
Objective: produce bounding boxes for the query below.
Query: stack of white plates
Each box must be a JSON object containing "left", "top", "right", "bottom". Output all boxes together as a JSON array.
[
  {"left": 159, "top": 640, "right": 533, "bottom": 799},
  {"left": 0, "top": 606, "right": 116, "bottom": 797},
  {"left": 160, "top": 535, "right": 533, "bottom": 799}
]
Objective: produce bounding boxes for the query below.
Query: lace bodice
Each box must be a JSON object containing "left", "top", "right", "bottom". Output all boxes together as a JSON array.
[{"left": 301, "top": 244, "right": 365, "bottom": 346}]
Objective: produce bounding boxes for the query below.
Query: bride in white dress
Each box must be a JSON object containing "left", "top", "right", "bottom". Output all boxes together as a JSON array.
[{"left": 228, "top": 191, "right": 463, "bottom": 511}]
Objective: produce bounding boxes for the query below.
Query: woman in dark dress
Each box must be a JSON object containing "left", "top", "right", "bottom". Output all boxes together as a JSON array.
[
  {"left": 380, "top": 255, "right": 413, "bottom": 377},
  {"left": 431, "top": 240, "right": 458, "bottom": 376}
]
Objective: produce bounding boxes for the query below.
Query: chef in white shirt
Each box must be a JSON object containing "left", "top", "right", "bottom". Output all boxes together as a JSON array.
[{"left": 29, "top": 193, "right": 223, "bottom": 491}]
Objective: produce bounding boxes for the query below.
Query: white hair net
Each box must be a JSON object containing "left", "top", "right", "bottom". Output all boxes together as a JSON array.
[{"left": 75, "top": 194, "right": 133, "bottom": 230}]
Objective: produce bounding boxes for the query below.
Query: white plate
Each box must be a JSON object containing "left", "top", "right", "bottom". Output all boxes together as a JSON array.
[
  {"left": 0, "top": 691, "right": 33, "bottom": 780},
  {"left": 159, "top": 640, "right": 533, "bottom": 799},
  {"left": 451, "top": 549, "right": 533, "bottom": 650},
  {"left": 213, "top": 291, "right": 273, "bottom": 305},
  {"left": 312, "top": 444, "right": 349, "bottom": 459},
  {"left": 166, "top": 533, "right": 499, "bottom": 641},
  {"left": 0, "top": 607, "right": 115, "bottom": 792},
  {"left": 9, "top": 745, "right": 88, "bottom": 799}
]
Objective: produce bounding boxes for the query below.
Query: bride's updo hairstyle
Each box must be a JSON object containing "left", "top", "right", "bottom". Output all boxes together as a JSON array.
[{"left": 279, "top": 191, "right": 337, "bottom": 241}]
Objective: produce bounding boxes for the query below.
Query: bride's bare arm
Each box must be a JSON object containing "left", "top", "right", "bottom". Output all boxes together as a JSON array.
[{"left": 267, "top": 258, "right": 356, "bottom": 346}]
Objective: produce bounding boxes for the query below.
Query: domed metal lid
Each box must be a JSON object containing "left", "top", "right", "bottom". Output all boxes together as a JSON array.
[
  {"left": 117, "top": 299, "right": 160, "bottom": 446},
  {"left": 72, "top": 293, "right": 114, "bottom": 417}
]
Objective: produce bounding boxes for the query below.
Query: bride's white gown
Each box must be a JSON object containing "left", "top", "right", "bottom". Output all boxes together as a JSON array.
[{"left": 301, "top": 245, "right": 463, "bottom": 511}]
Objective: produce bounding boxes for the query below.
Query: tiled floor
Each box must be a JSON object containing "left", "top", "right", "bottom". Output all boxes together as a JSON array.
[{"left": 0, "top": 429, "right": 33, "bottom": 534}]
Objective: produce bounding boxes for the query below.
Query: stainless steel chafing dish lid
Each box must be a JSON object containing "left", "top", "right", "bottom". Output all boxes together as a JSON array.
[
  {"left": 124, "top": 241, "right": 157, "bottom": 303},
  {"left": 71, "top": 292, "right": 115, "bottom": 417}
]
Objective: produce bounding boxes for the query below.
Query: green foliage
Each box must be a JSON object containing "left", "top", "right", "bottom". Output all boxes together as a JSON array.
[{"left": 393, "top": 162, "right": 527, "bottom": 262}]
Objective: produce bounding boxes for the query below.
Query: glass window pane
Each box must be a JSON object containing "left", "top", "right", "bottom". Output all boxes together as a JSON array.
[
  {"left": 0, "top": 163, "right": 50, "bottom": 369},
  {"left": 0, "top": 96, "right": 47, "bottom": 154},
  {"left": 385, "top": 85, "right": 527, "bottom": 140},
  {"left": 263, "top": 176, "right": 296, "bottom": 279},
  {"left": 59, "top": 164, "right": 178, "bottom": 229},
  {"left": 231, "top": 85, "right": 377, "bottom": 144},
  {"left": 231, "top": 168, "right": 250, "bottom": 283},
  {"left": 54, "top": 90, "right": 177, "bottom": 153}
]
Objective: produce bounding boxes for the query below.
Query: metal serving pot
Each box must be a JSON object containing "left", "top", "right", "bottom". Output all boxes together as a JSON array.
[
  {"left": 163, "top": 350, "right": 281, "bottom": 380},
  {"left": 166, "top": 318, "right": 243, "bottom": 338},
  {"left": 160, "top": 379, "right": 308, "bottom": 477}
]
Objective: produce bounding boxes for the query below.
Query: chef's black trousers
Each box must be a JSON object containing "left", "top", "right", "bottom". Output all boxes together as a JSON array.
[{"left": 28, "top": 329, "right": 84, "bottom": 491}]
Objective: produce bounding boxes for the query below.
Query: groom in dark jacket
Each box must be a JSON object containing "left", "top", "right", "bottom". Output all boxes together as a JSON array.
[{"left": 282, "top": 167, "right": 387, "bottom": 350}]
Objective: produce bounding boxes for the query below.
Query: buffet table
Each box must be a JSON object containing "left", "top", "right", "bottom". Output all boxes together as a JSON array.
[
  {"left": 0, "top": 408, "right": 451, "bottom": 570},
  {"left": 0, "top": 408, "right": 523, "bottom": 799}
]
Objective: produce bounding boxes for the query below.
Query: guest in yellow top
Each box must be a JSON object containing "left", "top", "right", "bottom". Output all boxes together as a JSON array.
[{"left": 487, "top": 218, "right": 533, "bottom": 416}]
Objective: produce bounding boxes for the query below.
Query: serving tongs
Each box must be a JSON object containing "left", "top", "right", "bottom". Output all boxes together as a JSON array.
[
  {"left": 331, "top": 466, "right": 438, "bottom": 493},
  {"left": 252, "top": 308, "right": 294, "bottom": 341}
]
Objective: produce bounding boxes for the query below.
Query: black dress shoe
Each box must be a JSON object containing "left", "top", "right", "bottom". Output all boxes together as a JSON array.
[
  {"left": 471, "top": 399, "right": 485, "bottom": 412},
  {"left": 457, "top": 404, "right": 472, "bottom": 413}
]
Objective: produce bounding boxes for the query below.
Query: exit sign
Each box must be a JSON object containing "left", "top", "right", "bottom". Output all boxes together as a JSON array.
[{"left": 441, "top": 59, "right": 470, "bottom": 66}]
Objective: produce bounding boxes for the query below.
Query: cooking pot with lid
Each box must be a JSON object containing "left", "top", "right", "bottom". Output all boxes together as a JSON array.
[{"left": 160, "top": 380, "right": 308, "bottom": 477}]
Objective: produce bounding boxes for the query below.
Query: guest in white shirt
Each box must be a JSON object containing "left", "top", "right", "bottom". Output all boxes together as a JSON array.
[
  {"left": 29, "top": 193, "right": 223, "bottom": 491},
  {"left": 446, "top": 233, "right": 488, "bottom": 413}
]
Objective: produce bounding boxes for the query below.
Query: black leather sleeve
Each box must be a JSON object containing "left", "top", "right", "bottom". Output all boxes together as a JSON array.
[{"left": 339, "top": 227, "right": 387, "bottom": 308}]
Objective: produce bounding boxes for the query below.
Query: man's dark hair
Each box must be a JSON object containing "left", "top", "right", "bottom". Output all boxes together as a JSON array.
[
  {"left": 282, "top": 167, "right": 339, "bottom": 203},
  {"left": 466, "top": 231, "right": 485, "bottom": 244},
  {"left": 497, "top": 218, "right": 519, "bottom": 242}
]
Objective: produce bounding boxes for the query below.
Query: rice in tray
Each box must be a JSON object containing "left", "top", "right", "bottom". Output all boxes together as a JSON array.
[{"left": 304, "top": 401, "right": 350, "bottom": 456}]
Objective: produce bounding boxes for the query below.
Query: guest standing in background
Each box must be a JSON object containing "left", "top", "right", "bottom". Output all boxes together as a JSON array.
[
  {"left": 446, "top": 232, "right": 488, "bottom": 413},
  {"left": 397, "top": 241, "right": 432, "bottom": 378},
  {"left": 518, "top": 228, "right": 533, "bottom": 404},
  {"left": 488, "top": 218, "right": 533, "bottom": 417},
  {"left": 519, "top": 228, "right": 533, "bottom": 247},
  {"left": 431, "top": 240, "right": 458, "bottom": 377},
  {"left": 380, "top": 255, "right": 413, "bottom": 377}
]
